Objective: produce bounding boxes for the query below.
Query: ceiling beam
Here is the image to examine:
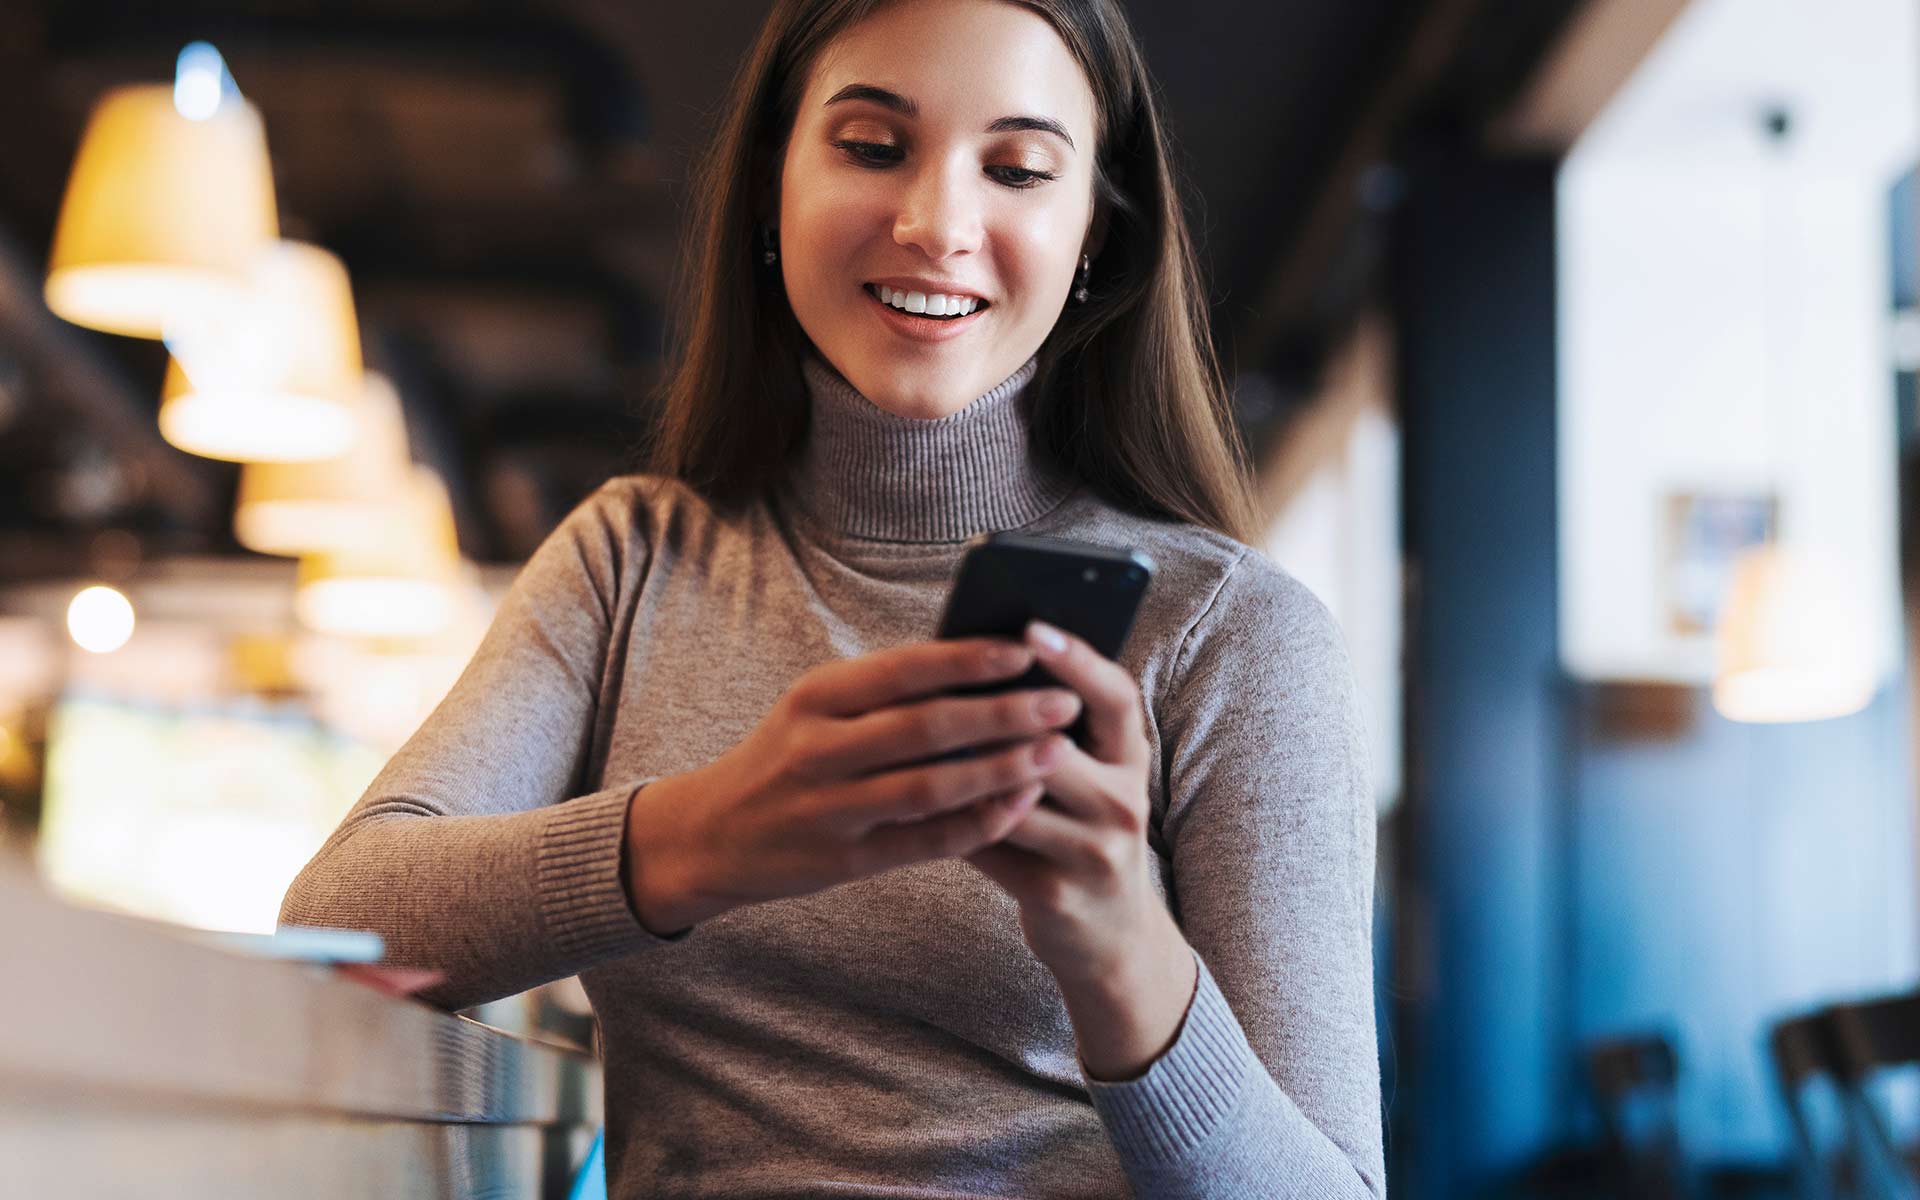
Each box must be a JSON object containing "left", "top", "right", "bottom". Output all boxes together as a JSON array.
[
  {"left": 1254, "top": 310, "right": 1395, "bottom": 528},
  {"left": 42, "top": 6, "right": 647, "bottom": 152},
  {"left": 1240, "top": 0, "right": 1490, "bottom": 367},
  {"left": 1488, "top": 0, "right": 1695, "bottom": 153}
]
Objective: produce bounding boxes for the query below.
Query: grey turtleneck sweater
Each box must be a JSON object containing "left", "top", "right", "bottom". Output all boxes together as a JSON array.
[{"left": 280, "top": 353, "right": 1384, "bottom": 1199}]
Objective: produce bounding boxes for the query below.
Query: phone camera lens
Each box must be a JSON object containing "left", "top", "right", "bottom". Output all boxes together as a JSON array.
[
  {"left": 1081, "top": 567, "right": 1098, "bottom": 583},
  {"left": 1126, "top": 568, "right": 1142, "bottom": 581}
]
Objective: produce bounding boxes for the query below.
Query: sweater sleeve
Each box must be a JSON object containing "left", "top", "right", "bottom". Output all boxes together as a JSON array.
[
  {"left": 278, "top": 479, "right": 689, "bottom": 1012},
  {"left": 1082, "top": 548, "right": 1385, "bottom": 1199}
]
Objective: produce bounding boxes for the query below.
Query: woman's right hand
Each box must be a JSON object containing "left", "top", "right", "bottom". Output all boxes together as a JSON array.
[{"left": 623, "top": 638, "right": 1082, "bottom": 935}]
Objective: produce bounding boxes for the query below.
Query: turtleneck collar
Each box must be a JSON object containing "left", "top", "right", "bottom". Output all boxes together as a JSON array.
[{"left": 783, "top": 352, "right": 1075, "bottom": 544}]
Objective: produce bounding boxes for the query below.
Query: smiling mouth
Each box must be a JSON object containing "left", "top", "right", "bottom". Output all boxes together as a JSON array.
[{"left": 862, "top": 283, "right": 989, "bottom": 321}]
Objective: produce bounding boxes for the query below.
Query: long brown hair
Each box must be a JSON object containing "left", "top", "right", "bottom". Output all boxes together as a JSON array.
[{"left": 643, "top": 0, "right": 1263, "bottom": 545}]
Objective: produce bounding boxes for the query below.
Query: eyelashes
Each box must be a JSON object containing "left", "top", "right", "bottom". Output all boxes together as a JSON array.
[
  {"left": 832, "top": 139, "right": 902, "bottom": 167},
  {"left": 830, "top": 139, "right": 1057, "bottom": 190}
]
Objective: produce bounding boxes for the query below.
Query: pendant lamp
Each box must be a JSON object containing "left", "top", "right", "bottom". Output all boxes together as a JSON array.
[
  {"left": 158, "top": 240, "right": 363, "bottom": 462},
  {"left": 234, "top": 373, "right": 413, "bottom": 556},
  {"left": 294, "top": 467, "right": 466, "bottom": 639},
  {"left": 1712, "top": 545, "right": 1875, "bottom": 723},
  {"left": 1709, "top": 105, "right": 1878, "bottom": 723},
  {"left": 44, "top": 75, "right": 277, "bottom": 339}
]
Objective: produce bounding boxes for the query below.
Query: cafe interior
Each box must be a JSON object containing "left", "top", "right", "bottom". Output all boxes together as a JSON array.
[{"left": 1, "top": 0, "right": 1917, "bottom": 1196}]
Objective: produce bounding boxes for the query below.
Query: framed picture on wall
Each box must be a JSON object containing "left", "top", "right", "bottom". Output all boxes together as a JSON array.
[{"left": 1664, "top": 492, "right": 1777, "bottom": 637}]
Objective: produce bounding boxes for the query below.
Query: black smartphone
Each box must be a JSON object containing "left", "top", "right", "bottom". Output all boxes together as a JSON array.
[{"left": 931, "top": 531, "right": 1155, "bottom": 755}]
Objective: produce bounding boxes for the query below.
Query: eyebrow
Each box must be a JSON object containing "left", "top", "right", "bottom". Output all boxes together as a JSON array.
[{"left": 823, "top": 83, "right": 1076, "bottom": 152}]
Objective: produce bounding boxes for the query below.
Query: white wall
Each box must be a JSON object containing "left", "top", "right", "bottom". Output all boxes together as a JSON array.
[{"left": 1557, "top": 0, "right": 1917, "bottom": 684}]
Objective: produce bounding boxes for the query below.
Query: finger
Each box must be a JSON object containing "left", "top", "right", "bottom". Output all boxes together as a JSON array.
[
  {"left": 809, "top": 687, "right": 1083, "bottom": 777},
  {"left": 1022, "top": 741, "right": 1124, "bottom": 822},
  {"left": 854, "top": 782, "right": 1045, "bottom": 876},
  {"left": 840, "top": 734, "right": 1068, "bottom": 831},
  {"left": 334, "top": 964, "right": 446, "bottom": 998},
  {"left": 796, "top": 638, "right": 1036, "bottom": 717},
  {"left": 1024, "top": 621, "right": 1146, "bottom": 764},
  {"left": 997, "top": 801, "right": 1103, "bottom": 868}
]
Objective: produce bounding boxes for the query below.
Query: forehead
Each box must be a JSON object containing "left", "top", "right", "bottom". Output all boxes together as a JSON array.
[{"left": 803, "top": 0, "right": 1096, "bottom": 139}]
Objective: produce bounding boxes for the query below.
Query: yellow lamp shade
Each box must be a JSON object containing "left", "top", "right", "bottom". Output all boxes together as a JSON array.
[
  {"left": 159, "top": 240, "right": 363, "bottom": 462},
  {"left": 44, "top": 83, "right": 278, "bottom": 339},
  {"left": 1712, "top": 545, "right": 1877, "bottom": 724},
  {"left": 295, "top": 467, "right": 464, "bottom": 639},
  {"left": 234, "top": 373, "right": 413, "bottom": 556},
  {"left": 226, "top": 631, "right": 301, "bottom": 695}
]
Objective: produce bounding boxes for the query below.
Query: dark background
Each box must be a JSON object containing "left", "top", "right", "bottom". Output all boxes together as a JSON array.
[{"left": 0, "top": 0, "right": 1582, "bottom": 570}]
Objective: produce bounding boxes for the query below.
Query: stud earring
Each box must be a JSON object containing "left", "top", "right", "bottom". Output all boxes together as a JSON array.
[
  {"left": 1073, "top": 253, "right": 1091, "bottom": 303},
  {"left": 761, "top": 224, "right": 778, "bottom": 266}
]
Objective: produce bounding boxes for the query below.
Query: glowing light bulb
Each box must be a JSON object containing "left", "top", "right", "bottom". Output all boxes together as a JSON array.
[
  {"left": 67, "top": 585, "right": 135, "bottom": 654},
  {"left": 174, "top": 42, "right": 233, "bottom": 121}
]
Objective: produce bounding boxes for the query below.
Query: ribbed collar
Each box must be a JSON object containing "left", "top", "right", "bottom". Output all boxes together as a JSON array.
[{"left": 783, "top": 352, "right": 1075, "bottom": 544}]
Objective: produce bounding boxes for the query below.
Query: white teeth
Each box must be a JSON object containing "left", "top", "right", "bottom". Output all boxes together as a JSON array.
[{"left": 869, "top": 285, "right": 982, "bottom": 317}]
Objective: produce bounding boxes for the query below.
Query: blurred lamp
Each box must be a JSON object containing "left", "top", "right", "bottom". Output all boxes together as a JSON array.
[
  {"left": 158, "top": 240, "right": 363, "bottom": 462},
  {"left": 295, "top": 467, "right": 466, "bottom": 639},
  {"left": 1712, "top": 545, "right": 1876, "bottom": 723},
  {"left": 66, "top": 585, "right": 135, "bottom": 655},
  {"left": 43, "top": 75, "right": 277, "bottom": 339},
  {"left": 234, "top": 373, "right": 413, "bottom": 556}
]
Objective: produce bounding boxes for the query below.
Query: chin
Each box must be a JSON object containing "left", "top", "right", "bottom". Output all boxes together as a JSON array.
[{"left": 846, "top": 356, "right": 980, "bottom": 421}]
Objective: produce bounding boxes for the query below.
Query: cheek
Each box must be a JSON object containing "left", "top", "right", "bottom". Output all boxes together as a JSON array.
[
  {"left": 783, "top": 193, "right": 866, "bottom": 276},
  {"left": 780, "top": 151, "right": 879, "bottom": 278},
  {"left": 995, "top": 205, "right": 1087, "bottom": 308}
]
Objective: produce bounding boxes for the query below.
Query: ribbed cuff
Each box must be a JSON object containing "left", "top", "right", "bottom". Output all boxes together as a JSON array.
[
  {"left": 535, "top": 781, "right": 691, "bottom": 960},
  {"left": 1083, "top": 948, "right": 1256, "bottom": 1166}
]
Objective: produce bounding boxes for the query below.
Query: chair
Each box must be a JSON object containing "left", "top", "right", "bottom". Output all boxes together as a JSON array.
[
  {"left": 1585, "top": 1032, "right": 1694, "bottom": 1200},
  {"left": 1826, "top": 993, "right": 1920, "bottom": 1200},
  {"left": 1770, "top": 1008, "right": 1865, "bottom": 1200},
  {"left": 1584, "top": 1032, "right": 1797, "bottom": 1200}
]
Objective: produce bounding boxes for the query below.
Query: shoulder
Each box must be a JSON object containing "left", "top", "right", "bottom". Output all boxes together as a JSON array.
[
  {"left": 1184, "top": 544, "right": 1348, "bottom": 674},
  {"left": 556, "top": 472, "right": 745, "bottom": 556},
  {"left": 1038, "top": 492, "right": 1346, "bottom": 686},
  {"left": 573, "top": 472, "right": 701, "bottom": 531},
  {"left": 511, "top": 473, "right": 710, "bottom": 604}
]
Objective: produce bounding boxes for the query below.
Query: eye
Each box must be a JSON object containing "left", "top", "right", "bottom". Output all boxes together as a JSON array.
[
  {"left": 987, "top": 165, "right": 1056, "bottom": 189},
  {"left": 833, "top": 139, "right": 902, "bottom": 166}
]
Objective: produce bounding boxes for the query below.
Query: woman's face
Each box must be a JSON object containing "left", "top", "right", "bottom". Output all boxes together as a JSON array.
[{"left": 778, "top": 0, "right": 1100, "bottom": 419}]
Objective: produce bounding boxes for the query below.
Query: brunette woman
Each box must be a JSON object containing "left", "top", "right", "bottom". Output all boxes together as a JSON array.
[{"left": 284, "top": 1, "right": 1384, "bottom": 1195}]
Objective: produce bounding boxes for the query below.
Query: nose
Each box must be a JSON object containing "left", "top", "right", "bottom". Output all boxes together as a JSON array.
[{"left": 892, "top": 158, "right": 983, "bottom": 260}]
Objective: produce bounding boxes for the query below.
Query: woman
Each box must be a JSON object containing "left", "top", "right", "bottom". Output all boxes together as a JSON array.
[{"left": 282, "top": 0, "right": 1383, "bottom": 1196}]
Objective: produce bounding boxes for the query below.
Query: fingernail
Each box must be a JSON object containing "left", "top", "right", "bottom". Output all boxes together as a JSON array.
[
  {"left": 1026, "top": 620, "right": 1067, "bottom": 655},
  {"left": 1035, "top": 690, "right": 1076, "bottom": 722}
]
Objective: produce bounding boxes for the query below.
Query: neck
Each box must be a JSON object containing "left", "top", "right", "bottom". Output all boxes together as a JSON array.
[{"left": 783, "top": 353, "right": 1074, "bottom": 544}]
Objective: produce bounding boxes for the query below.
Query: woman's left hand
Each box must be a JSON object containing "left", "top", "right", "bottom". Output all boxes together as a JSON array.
[{"left": 963, "top": 620, "right": 1171, "bottom": 986}]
